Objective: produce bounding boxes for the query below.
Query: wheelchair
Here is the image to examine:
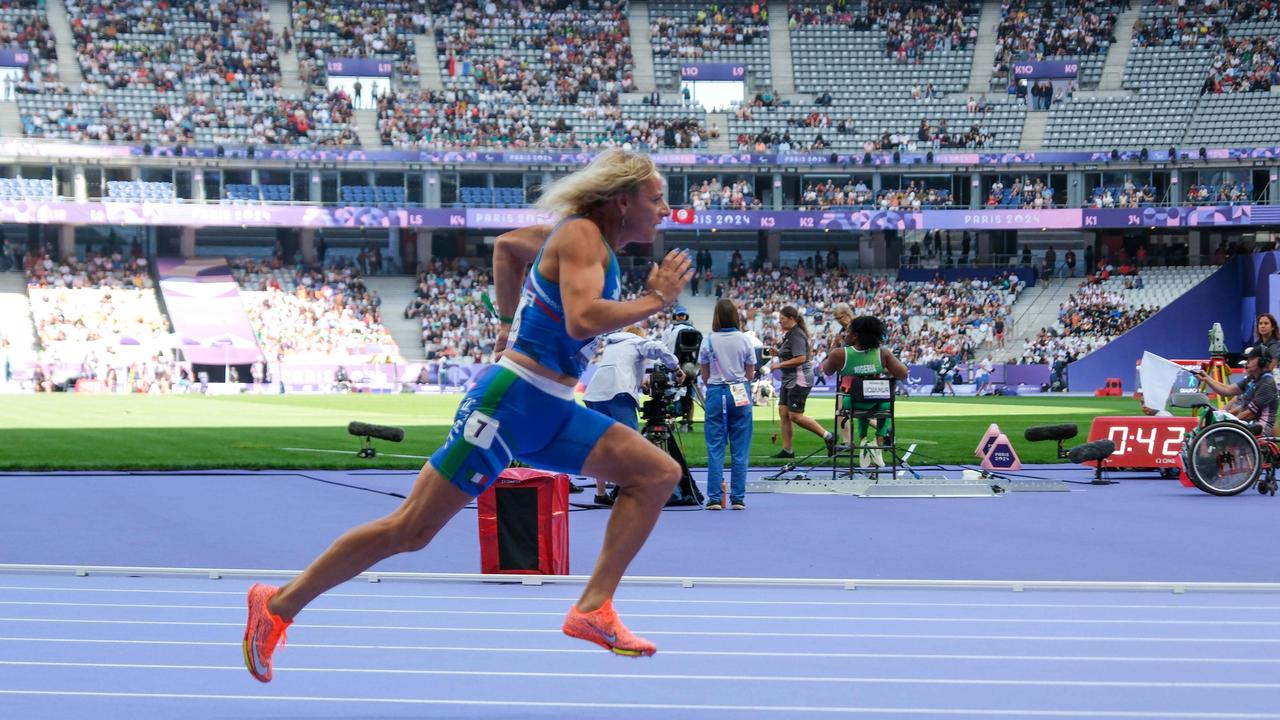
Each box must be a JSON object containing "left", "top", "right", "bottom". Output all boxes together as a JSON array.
[{"left": 1172, "top": 392, "right": 1279, "bottom": 497}]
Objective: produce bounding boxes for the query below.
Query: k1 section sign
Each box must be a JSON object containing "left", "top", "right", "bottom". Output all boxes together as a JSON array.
[{"left": 679, "top": 64, "right": 746, "bottom": 81}]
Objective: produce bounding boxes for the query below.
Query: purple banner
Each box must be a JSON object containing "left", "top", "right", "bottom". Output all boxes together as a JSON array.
[
  {"left": 1082, "top": 205, "right": 1253, "bottom": 228},
  {"left": 156, "top": 258, "right": 263, "bottom": 365},
  {"left": 1012, "top": 60, "right": 1079, "bottom": 80},
  {"left": 679, "top": 63, "right": 747, "bottom": 81},
  {"left": 0, "top": 48, "right": 31, "bottom": 67},
  {"left": 0, "top": 200, "right": 463, "bottom": 229},
  {"left": 325, "top": 57, "right": 394, "bottom": 77},
  {"left": 0, "top": 199, "right": 1264, "bottom": 231},
  {"left": 922, "top": 208, "right": 1082, "bottom": 230},
  {"left": 4, "top": 137, "right": 1280, "bottom": 169}
]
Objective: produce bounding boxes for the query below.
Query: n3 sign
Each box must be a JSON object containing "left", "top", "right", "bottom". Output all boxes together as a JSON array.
[{"left": 1086, "top": 416, "right": 1198, "bottom": 469}]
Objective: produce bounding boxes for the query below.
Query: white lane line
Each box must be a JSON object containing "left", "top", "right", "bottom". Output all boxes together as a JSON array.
[
  {"left": 6, "top": 634, "right": 1280, "bottom": 652},
  {"left": 0, "top": 585, "right": 1275, "bottom": 612},
  {"left": 0, "top": 636, "right": 1275, "bottom": 664},
  {"left": 1, "top": 659, "right": 1278, "bottom": 690},
  {"left": 0, "top": 690, "right": 1277, "bottom": 718},
  {"left": 4, "top": 600, "right": 1276, "bottom": 626},
  {"left": 1, "top": 618, "right": 1274, "bottom": 653}
]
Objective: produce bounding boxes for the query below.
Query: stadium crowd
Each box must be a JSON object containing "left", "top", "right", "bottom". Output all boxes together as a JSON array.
[
  {"left": 376, "top": 87, "right": 705, "bottom": 150},
  {"left": 404, "top": 258, "right": 498, "bottom": 363},
  {"left": 650, "top": 3, "right": 768, "bottom": 60},
  {"left": 722, "top": 262, "right": 1022, "bottom": 368},
  {"left": 65, "top": 0, "right": 280, "bottom": 92},
  {"left": 991, "top": 0, "right": 1119, "bottom": 85},
  {"left": 688, "top": 178, "right": 761, "bottom": 211},
  {"left": 0, "top": 1, "right": 59, "bottom": 86},
  {"left": 231, "top": 258, "right": 397, "bottom": 361},
  {"left": 787, "top": 1, "right": 975, "bottom": 60}
]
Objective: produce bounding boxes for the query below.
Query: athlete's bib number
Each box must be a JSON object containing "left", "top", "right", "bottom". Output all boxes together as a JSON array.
[
  {"left": 729, "top": 382, "right": 750, "bottom": 407},
  {"left": 463, "top": 410, "right": 500, "bottom": 449}
]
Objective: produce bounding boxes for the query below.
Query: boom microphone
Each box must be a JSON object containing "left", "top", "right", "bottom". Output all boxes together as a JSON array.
[
  {"left": 1067, "top": 439, "right": 1116, "bottom": 465},
  {"left": 1025, "top": 424, "right": 1079, "bottom": 442},
  {"left": 347, "top": 421, "right": 405, "bottom": 443}
]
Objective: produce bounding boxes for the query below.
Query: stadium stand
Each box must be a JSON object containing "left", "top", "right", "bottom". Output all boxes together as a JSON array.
[
  {"left": 753, "top": 2, "right": 1026, "bottom": 152},
  {"left": 0, "top": 177, "right": 55, "bottom": 200},
  {"left": 0, "top": 0, "right": 59, "bottom": 85},
  {"left": 224, "top": 183, "right": 291, "bottom": 203},
  {"left": 404, "top": 258, "right": 497, "bottom": 363},
  {"left": 991, "top": 0, "right": 1121, "bottom": 90},
  {"left": 650, "top": 1, "right": 772, "bottom": 89},
  {"left": 231, "top": 258, "right": 399, "bottom": 362},
  {"left": 292, "top": 0, "right": 426, "bottom": 88},
  {"left": 723, "top": 264, "right": 1024, "bottom": 366}
]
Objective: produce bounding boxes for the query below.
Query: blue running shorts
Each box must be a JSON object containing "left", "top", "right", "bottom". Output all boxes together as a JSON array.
[{"left": 429, "top": 357, "right": 617, "bottom": 496}]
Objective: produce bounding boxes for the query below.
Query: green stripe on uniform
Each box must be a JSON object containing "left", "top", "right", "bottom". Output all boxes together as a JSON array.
[{"left": 436, "top": 367, "right": 520, "bottom": 479}]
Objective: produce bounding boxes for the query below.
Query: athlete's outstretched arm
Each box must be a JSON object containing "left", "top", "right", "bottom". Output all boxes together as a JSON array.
[
  {"left": 493, "top": 223, "right": 551, "bottom": 353},
  {"left": 558, "top": 223, "right": 691, "bottom": 340}
]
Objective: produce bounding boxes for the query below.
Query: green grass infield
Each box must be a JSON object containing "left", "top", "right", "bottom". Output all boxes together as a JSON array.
[{"left": 0, "top": 393, "right": 1146, "bottom": 471}]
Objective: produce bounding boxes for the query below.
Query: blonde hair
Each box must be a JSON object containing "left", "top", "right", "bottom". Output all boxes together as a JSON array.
[
  {"left": 624, "top": 325, "right": 645, "bottom": 337},
  {"left": 535, "top": 149, "right": 660, "bottom": 218}
]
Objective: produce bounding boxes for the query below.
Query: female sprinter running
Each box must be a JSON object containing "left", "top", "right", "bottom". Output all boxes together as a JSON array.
[{"left": 243, "top": 149, "right": 692, "bottom": 681}]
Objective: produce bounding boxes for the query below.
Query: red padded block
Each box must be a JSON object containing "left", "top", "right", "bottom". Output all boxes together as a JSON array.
[{"left": 477, "top": 467, "right": 569, "bottom": 575}]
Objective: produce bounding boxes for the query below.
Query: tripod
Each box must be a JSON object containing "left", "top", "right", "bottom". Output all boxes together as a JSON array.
[
  {"left": 834, "top": 376, "right": 910, "bottom": 481},
  {"left": 605, "top": 395, "right": 704, "bottom": 506}
]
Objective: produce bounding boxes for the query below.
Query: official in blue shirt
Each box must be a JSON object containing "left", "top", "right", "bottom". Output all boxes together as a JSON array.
[{"left": 699, "top": 299, "right": 757, "bottom": 510}]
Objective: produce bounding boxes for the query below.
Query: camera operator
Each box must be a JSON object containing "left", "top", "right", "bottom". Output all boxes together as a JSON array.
[
  {"left": 699, "top": 299, "right": 757, "bottom": 510},
  {"left": 583, "top": 326, "right": 682, "bottom": 505},
  {"left": 1192, "top": 345, "right": 1277, "bottom": 430},
  {"left": 661, "top": 305, "right": 700, "bottom": 432},
  {"left": 770, "top": 305, "right": 835, "bottom": 458},
  {"left": 821, "top": 316, "right": 908, "bottom": 467}
]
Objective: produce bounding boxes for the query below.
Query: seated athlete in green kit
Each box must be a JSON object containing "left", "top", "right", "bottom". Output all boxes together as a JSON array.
[{"left": 820, "top": 316, "right": 908, "bottom": 464}]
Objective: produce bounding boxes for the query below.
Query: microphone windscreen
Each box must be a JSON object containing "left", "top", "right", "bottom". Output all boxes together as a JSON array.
[
  {"left": 347, "top": 421, "right": 405, "bottom": 443},
  {"left": 1024, "top": 423, "right": 1079, "bottom": 442},
  {"left": 1067, "top": 439, "right": 1116, "bottom": 464}
]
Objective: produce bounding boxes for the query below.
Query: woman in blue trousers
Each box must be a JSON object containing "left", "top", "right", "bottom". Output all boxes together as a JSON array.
[{"left": 699, "top": 299, "right": 757, "bottom": 509}]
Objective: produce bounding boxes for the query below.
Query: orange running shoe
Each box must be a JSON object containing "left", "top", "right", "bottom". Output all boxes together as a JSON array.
[
  {"left": 562, "top": 599, "right": 656, "bottom": 657},
  {"left": 242, "top": 584, "right": 291, "bottom": 682}
]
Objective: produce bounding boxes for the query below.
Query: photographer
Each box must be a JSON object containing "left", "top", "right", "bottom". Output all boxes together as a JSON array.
[
  {"left": 583, "top": 326, "right": 681, "bottom": 505},
  {"left": 821, "top": 316, "right": 908, "bottom": 467},
  {"left": 661, "top": 305, "right": 700, "bottom": 432},
  {"left": 770, "top": 306, "right": 835, "bottom": 458},
  {"left": 699, "top": 299, "right": 757, "bottom": 510}
]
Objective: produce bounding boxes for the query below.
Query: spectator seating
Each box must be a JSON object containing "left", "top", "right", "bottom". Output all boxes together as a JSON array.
[
  {"left": 990, "top": 0, "right": 1121, "bottom": 91},
  {"left": 64, "top": 0, "right": 281, "bottom": 92},
  {"left": 1184, "top": 93, "right": 1280, "bottom": 146},
  {"left": 458, "top": 186, "right": 525, "bottom": 208},
  {"left": 292, "top": 0, "right": 424, "bottom": 87},
  {"left": 224, "top": 184, "right": 290, "bottom": 203},
  {"left": 0, "top": 177, "right": 55, "bottom": 200},
  {"left": 231, "top": 258, "right": 400, "bottom": 362},
  {"left": 728, "top": 97, "right": 1025, "bottom": 151},
  {"left": 650, "top": 1, "right": 772, "bottom": 89},
  {"left": 105, "top": 181, "right": 174, "bottom": 202},
  {"left": 404, "top": 258, "right": 496, "bottom": 363},
  {"left": 789, "top": 3, "right": 978, "bottom": 99},
  {"left": 340, "top": 185, "right": 406, "bottom": 205},
  {"left": 17, "top": 89, "right": 359, "bottom": 146},
  {"left": 723, "top": 266, "right": 1023, "bottom": 366},
  {"left": 0, "top": 1, "right": 60, "bottom": 84}
]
